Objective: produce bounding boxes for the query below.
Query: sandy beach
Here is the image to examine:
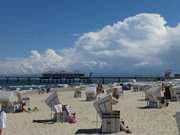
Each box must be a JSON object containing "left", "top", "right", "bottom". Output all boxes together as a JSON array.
[
  {"left": 2, "top": 89, "right": 180, "bottom": 135},
  {"left": 1, "top": 0, "right": 180, "bottom": 134}
]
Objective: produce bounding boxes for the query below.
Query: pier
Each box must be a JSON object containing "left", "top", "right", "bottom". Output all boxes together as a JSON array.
[{"left": 0, "top": 75, "right": 179, "bottom": 86}]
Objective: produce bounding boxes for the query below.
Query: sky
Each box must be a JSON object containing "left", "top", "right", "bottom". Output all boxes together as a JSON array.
[{"left": 0, "top": 0, "right": 180, "bottom": 75}]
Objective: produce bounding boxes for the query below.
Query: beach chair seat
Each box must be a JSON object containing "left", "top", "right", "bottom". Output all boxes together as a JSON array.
[
  {"left": 86, "top": 93, "right": 96, "bottom": 101},
  {"left": 147, "top": 100, "right": 161, "bottom": 108},
  {"left": 101, "top": 111, "right": 120, "bottom": 133}
]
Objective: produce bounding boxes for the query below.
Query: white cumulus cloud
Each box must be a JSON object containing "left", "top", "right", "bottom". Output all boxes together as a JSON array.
[{"left": 1, "top": 13, "right": 180, "bottom": 75}]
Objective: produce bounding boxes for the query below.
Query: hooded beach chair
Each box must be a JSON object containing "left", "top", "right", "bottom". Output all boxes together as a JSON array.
[
  {"left": 171, "top": 85, "right": 180, "bottom": 101},
  {"left": 0, "top": 91, "right": 19, "bottom": 113},
  {"left": 145, "top": 86, "right": 162, "bottom": 108},
  {"left": 85, "top": 86, "right": 97, "bottom": 101},
  {"left": 74, "top": 90, "right": 82, "bottom": 98},
  {"left": 93, "top": 94, "right": 120, "bottom": 133}
]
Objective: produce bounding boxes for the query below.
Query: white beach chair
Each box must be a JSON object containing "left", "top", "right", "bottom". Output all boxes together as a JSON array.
[
  {"left": 0, "top": 91, "right": 19, "bottom": 113},
  {"left": 93, "top": 95, "right": 120, "bottom": 133},
  {"left": 172, "top": 86, "right": 180, "bottom": 101},
  {"left": 74, "top": 90, "right": 82, "bottom": 98},
  {"left": 170, "top": 86, "right": 177, "bottom": 101},
  {"left": 86, "top": 86, "right": 96, "bottom": 101},
  {"left": 45, "top": 92, "right": 61, "bottom": 112},
  {"left": 146, "top": 86, "right": 162, "bottom": 108}
]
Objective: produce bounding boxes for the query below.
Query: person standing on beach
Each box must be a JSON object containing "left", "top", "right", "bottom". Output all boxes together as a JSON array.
[
  {"left": 0, "top": 108, "right": 6, "bottom": 135},
  {"left": 164, "top": 85, "right": 171, "bottom": 106},
  {"left": 96, "top": 83, "right": 104, "bottom": 95}
]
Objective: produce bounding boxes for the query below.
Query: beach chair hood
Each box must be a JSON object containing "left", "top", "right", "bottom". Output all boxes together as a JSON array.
[
  {"left": 145, "top": 86, "right": 161, "bottom": 101},
  {"left": 0, "top": 91, "right": 18, "bottom": 104}
]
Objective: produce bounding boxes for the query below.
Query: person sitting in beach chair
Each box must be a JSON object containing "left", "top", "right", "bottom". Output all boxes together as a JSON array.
[
  {"left": 120, "top": 119, "right": 132, "bottom": 134},
  {"left": 46, "top": 88, "right": 50, "bottom": 93},
  {"left": 96, "top": 83, "right": 104, "bottom": 95},
  {"left": 15, "top": 101, "right": 28, "bottom": 112},
  {"left": 67, "top": 113, "right": 77, "bottom": 124}
]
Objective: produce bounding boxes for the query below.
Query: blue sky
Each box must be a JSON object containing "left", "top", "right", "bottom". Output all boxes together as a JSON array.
[
  {"left": 1, "top": 0, "right": 180, "bottom": 75},
  {"left": 0, "top": 0, "right": 180, "bottom": 58}
]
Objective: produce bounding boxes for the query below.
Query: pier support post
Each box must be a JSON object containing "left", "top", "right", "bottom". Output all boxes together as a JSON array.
[
  {"left": 102, "top": 77, "right": 105, "bottom": 84},
  {"left": 118, "top": 77, "right": 121, "bottom": 83}
]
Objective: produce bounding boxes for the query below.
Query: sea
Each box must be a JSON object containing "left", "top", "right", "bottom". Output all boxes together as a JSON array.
[{"left": 0, "top": 75, "right": 139, "bottom": 91}]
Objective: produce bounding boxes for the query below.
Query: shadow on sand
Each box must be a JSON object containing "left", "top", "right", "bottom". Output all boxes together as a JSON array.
[
  {"left": 79, "top": 99, "right": 94, "bottom": 102},
  {"left": 75, "top": 128, "right": 100, "bottom": 134},
  {"left": 137, "top": 106, "right": 159, "bottom": 109},
  {"left": 137, "top": 99, "right": 146, "bottom": 101},
  {"left": 32, "top": 119, "right": 56, "bottom": 125}
]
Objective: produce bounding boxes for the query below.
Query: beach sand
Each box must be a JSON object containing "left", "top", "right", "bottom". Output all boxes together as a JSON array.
[{"left": 3, "top": 89, "right": 180, "bottom": 135}]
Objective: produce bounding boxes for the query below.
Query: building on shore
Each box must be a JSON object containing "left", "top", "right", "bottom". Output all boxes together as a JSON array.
[{"left": 42, "top": 71, "right": 85, "bottom": 78}]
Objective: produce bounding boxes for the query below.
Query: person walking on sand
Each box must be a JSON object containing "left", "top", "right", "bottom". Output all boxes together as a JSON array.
[{"left": 0, "top": 108, "right": 6, "bottom": 135}]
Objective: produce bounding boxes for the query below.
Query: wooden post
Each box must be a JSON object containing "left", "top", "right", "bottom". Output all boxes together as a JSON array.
[
  {"left": 39, "top": 78, "right": 41, "bottom": 84},
  {"left": 72, "top": 78, "right": 75, "bottom": 84},
  {"left": 56, "top": 78, "right": 58, "bottom": 84},
  {"left": 28, "top": 77, "right": 31, "bottom": 84},
  {"left": 65, "top": 78, "right": 67, "bottom": 84},
  {"left": 6, "top": 77, "right": 9, "bottom": 83},
  {"left": 118, "top": 77, "right": 121, "bottom": 83},
  {"left": 17, "top": 77, "right": 20, "bottom": 83},
  {"left": 59, "top": 78, "right": 62, "bottom": 84},
  {"left": 102, "top": 77, "right": 105, "bottom": 84},
  {"left": 47, "top": 78, "right": 50, "bottom": 84}
]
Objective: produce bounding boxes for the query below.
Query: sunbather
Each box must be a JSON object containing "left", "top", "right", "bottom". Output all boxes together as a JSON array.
[
  {"left": 120, "top": 120, "right": 132, "bottom": 134},
  {"left": 67, "top": 113, "right": 77, "bottom": 124},
  {"left": 16, "top": 101, "right": 28, "bottom": 112},
  {"left": 27, "top": 107, "right": 39, "bottom": 112}
]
